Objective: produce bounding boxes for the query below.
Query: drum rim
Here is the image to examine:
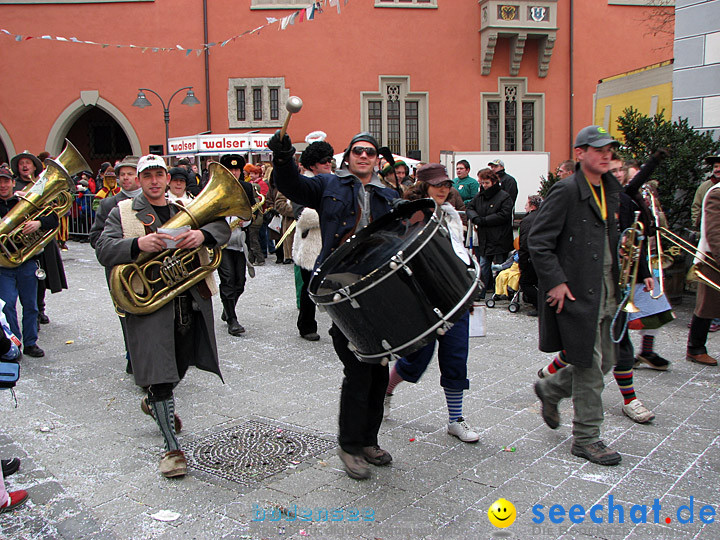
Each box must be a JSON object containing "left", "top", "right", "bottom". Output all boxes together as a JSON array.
[
  {"left": 354, "top": 256, "right": 481, "bottom": 361},
  {"left": 310, "top": 199, "right": 443, "bottom": 304}
]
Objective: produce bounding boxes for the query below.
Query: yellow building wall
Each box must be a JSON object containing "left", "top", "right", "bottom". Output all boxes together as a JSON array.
[{"left": 595, "top": 82, "right": 673, "bottom": 140}]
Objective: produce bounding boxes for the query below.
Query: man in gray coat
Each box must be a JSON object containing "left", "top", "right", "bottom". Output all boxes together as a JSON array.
[
  {"left": 529, "top": 126, "right": 623, "bottom": 466},
  {"left": 95, "top": 154, "right": 230, "bottom": 478}
]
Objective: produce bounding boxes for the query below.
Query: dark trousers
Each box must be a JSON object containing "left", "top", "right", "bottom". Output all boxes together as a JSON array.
[
  {"left": 395, "top": 312, "right": 470, "bottom": 390},
  {"left": 297, "top": 268, "right": 317, "bottom": 336},
  {"left": 477, "top": 251, "right": 507, "bottom": 296},
  {"left": 330, "top": 324, "right": 388, "bottom": 455},
  {"left": 217, "top": 249, "right": 246, "bottom": 303},
  {"left": 519, "top": 263, "right": 538, "bottom": 308},
  {"left": 617, "top": 329, "right": 636, "bottom": 371},
  {"left": 688, "top": 315, "right": 712, "bottom": 355}
]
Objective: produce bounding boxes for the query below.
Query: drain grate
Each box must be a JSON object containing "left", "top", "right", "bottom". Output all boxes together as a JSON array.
[{"left": 186, "top": 420, "right": 336, "bottom": 486}]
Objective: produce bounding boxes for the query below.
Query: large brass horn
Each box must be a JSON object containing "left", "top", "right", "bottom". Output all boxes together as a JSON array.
[
  {"left": 109, "top": 161, "right": 253, "bottom": 315},
  {"left": 0, "top": 139, "right": 89, "bottom": 267}
]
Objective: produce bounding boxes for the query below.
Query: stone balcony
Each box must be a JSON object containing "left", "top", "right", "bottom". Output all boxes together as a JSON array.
[{"left": 478, "top": 0, "right": 558, "bottom": 77}]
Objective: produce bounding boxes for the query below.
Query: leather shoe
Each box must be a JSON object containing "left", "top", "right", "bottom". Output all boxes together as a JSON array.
[
  {"left": 301, "top": 332, "right": 320, "bottom": 341},
  {"left": 571, "top": 440, "right": 621, "bottom": 466},
  {"left": 534, "top": 382, "right": 560, "bottom": 429},
  {"left": 337, "top": 448, "right": 370, "bottom": 480},
  {"left": 228, "top": 319, "right": 246, "bottom": 336},
  {"left": 362, "top": 445, "right": 392, "bottom": 466},
  {"left": 159, "top": 450, "right": 187, "bottom": 478},
  {"left": 1, "top": 458, "right": 20, "bottom": 477},
  {"left": 23, "top": 345, "right": 44, "bottom": 358},
  {"left": 0, "top": 489, "right": 28, "bottom": 513},
  {"left": 686, "top": 353, "right": 718, "bottom": 366},
  {"left": 38, "top": 312, "right": 49, "bottom": 325}
]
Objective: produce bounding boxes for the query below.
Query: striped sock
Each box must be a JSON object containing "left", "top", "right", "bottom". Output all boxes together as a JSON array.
[
  {"left": 386, "top": 365, "right": 404, "bottom": 395},
  {"left": 613, "top": 367, "right": 636, "bottom": 404},
  {"left": 540, "top": 350, "right": 568, "bottom": 378},
  {"left": 444, "top": 388, "right": 464, "bottom": 423},
  {"left": 640, "top": 332, "right": 656, "bottom": 355},
  {"left": 150, "top": 398, "right": 180, "bottom": 451}
]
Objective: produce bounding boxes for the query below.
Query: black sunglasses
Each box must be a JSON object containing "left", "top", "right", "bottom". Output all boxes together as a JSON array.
[
  {"left": 350, "top": 146, "right": 378, "bottom": 157},
  {"left": 317, "top": 156, "right": 333, "bottom": 165}
]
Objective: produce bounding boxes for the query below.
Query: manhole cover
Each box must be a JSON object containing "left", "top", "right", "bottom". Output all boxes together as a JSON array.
[{"left": 186, "top": 420, "right": 335, "bottom": 486}]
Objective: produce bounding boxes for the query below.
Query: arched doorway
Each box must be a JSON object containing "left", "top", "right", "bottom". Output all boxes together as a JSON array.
[
  {"left": 0, "top": 122, "right": 14, "bottom": 166},
  {"left": 66, "top": 107, "right": 132, "bottom": 175}
]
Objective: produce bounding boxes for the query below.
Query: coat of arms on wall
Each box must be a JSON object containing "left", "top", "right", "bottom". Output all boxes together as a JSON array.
[
  {"left": 498, "top": 5, "right": 518, "bottom": 20},
  {"left": 530, "top": 6, "right": 549, "bottom": 22}
]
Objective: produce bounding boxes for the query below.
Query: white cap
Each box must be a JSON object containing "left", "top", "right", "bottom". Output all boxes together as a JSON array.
[
  {"left": 305, "top": 131, "right": 327, "bottom": 144},
  {"left": 137, "top": 154, "right": 168, "bottom": 174}
]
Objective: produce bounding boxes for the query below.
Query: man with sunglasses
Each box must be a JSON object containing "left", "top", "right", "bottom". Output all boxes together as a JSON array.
[{"left": 268, "top": 130, "right": 398, "bottom": 480}]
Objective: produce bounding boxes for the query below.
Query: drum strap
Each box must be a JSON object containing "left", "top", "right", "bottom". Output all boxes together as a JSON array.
[{"left": 339, "top": 205, "right": 362, "bottom": 245}]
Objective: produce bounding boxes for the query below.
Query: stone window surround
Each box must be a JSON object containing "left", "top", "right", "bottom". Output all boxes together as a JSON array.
[
  {"left": 361, "top": 75, "right": 429, "bottom": 160},
  {"left": 481, "top": 77, "right": 544, "bottom": 152},
  {"left": 227, "top": 77, "right": 289, "bottom": 130}
]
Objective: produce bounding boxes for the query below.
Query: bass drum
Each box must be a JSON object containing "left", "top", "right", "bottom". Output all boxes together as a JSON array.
[{"left": 309, "top": 199, "right": 480, "bottom": 364}]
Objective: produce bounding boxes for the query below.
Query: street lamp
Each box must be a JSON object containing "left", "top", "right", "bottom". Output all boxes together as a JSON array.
[{"left": 132, "top": 87, "right": 200, "bottom": 155}]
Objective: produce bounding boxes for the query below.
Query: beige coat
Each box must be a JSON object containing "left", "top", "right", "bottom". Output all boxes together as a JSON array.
[{"left": 695, "top": 185, "right": 720, "bottom": 319}]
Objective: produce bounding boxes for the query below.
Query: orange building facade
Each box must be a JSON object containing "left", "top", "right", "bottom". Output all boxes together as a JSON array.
[{"left": 0, "top": 0, "right": 673, "bottom": 174}]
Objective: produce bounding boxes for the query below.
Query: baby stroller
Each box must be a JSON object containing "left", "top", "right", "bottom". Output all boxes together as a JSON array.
[{"left": 485, "top": 251, "right": 522, "bottom": 313}]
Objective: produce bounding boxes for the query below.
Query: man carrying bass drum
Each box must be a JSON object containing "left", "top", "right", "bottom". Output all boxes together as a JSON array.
[{"left": 268, "top": 130, "right": 398, "bottom": 481}]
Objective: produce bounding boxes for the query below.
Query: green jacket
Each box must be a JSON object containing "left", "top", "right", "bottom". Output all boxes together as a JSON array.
[{"left": 452, "top": 176, "right": 479, "bottom": 204}]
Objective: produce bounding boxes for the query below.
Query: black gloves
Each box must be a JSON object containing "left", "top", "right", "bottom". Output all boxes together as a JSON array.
[
  {"left": 267, "top": 130, "right": 296, "bottom": 164},
  {"left": 472, "top": 216, "right": 485, "bottom": 226},
  {"left": 652, "top": 148, "right": 669, "bottom": 161},
  {"left": 391, "top": 198, "right": 410, "bottom": 211}
]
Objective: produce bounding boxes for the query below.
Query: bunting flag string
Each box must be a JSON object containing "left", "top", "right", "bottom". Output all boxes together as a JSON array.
[{"left": 0, "top": 0, "right": 348, "bottom": 56}]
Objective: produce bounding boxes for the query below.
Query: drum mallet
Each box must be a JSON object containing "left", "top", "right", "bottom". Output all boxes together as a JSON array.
[{"left": 279, "top": 96, "right": 303, "bottom": 139}]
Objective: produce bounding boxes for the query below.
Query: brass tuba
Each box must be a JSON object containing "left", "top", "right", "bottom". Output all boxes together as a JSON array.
[
  {"left": 109, "top": 161, "right": 253, "bottom": 315},
  {"left": 0, "top": 139, "right": 89, "bottom": 267}
]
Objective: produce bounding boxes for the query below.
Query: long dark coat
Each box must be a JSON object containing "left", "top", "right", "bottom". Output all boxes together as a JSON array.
[
  {"left": 94, "top": 193, "right": 230, "bottom": 387},
  {"left": 695, "top": 185, "right": 720, "bottom": 319},
  {"left": 528, "top": 169, "right": 622, "bottom": 368},
  {"left": 466, "top": 183, "right": 514, "bottom": 257}
]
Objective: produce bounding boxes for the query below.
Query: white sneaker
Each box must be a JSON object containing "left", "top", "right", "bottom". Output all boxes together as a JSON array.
[
  {"left": 383, "top": 394, "right": 392, "bottom": 419},
  {"left": 622, "top": 399, "right": 655, "bottom": 424},
  {"left": 447, "top": 417, "right": 479, "bottom": 443}
]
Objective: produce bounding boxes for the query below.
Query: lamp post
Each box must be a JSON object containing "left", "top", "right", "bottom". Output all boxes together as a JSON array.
[{"left": 132, "top": 87, "right": 201, "bottom": 155}]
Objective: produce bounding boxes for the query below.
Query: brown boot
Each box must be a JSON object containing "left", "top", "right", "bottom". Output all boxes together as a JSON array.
[
  {"left": 686, "top": 353, "right": 718, "bottom": 366},
  {"left": 159, "top": 450, "right": 187, "bottom": 478}
]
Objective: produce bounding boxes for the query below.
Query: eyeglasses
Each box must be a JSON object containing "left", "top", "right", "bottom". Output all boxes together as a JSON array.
[
  {"left": 435, "top": 182, "right": 453, "bottom": 189},
  {"left": 317, "top": 156, "right": 333, "bottom": 165},
  {"left": 350, "top": 146, "right": 377, "bottom": 157}
]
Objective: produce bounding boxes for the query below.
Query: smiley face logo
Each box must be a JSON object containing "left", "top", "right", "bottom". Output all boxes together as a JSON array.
[{"left": 488, "top": 498, "right": 516, "bottom": 528}]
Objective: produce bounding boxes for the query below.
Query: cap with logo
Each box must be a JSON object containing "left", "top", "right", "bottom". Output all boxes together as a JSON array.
[
  {"left": 574, "top": 125, "right": 620, "bottom": 148},
  {"left": 137, "top": 154, "right": 168, "bottom": 174},
  {"left": 220, "top": 154, "right": 246, "bottom": 170},
  {"left": 488, "top": 159, "right": 505, "bottom": 168}
]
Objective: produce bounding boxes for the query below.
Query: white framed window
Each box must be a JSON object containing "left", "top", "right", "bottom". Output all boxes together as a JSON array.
[
  {"left": 375, "top": 0, "right": 437, "bottom": 7},
  {"left": 362, "top": 76, "right": 428, "bottom": 160},
  {"left": 228, "top": 77, "right": 288, "bottom": 129},
  {"left": 481, "top": 78, "right": 544, "bottom": 151}
]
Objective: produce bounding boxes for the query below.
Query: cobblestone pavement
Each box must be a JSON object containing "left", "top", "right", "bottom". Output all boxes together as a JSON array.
[{"left": 0, "top": 240, "right": 718, "bottom": 540}]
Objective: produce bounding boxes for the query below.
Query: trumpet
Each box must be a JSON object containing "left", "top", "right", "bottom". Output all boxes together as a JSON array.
[
  {"left": 611, "top": 211, "right": 645, "bottom": 343},
  {"left": 642, "top": 187, "right": 672, "bottom": 299},
  {"left": 658, "top": 226, "right": 720, "bottom": 294}
]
